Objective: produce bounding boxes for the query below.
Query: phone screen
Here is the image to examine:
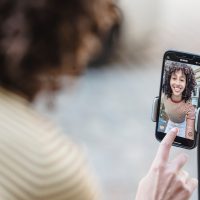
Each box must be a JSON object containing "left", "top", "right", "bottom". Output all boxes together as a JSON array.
[{"left": 156, "top": 51, "right": 200, "bottom": 148}]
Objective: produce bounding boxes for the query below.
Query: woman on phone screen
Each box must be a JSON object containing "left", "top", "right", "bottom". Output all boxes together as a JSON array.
[{"left": 162, "top": 62, "right": 196, "bottom": 139}]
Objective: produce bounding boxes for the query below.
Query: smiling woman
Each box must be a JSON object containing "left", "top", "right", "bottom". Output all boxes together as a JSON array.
[{"left": 162, "top": 62, "right": 196, "bottom": 139}]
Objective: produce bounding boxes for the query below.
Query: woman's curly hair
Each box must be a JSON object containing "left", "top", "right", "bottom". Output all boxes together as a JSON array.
[
  {"left": 162, "top": 62, "right": 196, "bottom": 102},
  {"left": 0, "top": 0, "right": 120, "bottom": 101}
]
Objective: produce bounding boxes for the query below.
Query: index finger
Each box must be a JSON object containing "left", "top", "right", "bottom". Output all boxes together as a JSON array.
[{"left": 153, "top": 127, "right": 178, "bottom": 165}]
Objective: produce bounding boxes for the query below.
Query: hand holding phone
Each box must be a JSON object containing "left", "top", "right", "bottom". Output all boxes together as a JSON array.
[{"left": 155, "top": 50, "right": 200, "bottom": 149}]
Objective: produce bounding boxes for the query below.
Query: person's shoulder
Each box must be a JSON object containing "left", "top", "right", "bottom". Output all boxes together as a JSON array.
[
  {"left": 0, "top": 87, "right": 77, "bottom": 149},
  {"left": 0, "top": 114, "right": 101, "bottom": 200},
  {"left": 185, "top": 101, "right": 195, "bottom": 110},
  {"left": 184, "top": 101, "right": 195, "bottom": 117}
]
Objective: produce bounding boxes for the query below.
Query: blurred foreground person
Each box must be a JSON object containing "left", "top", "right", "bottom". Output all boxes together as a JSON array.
[{"left": 0, "top": 0, "right": 197, "bottom": 200}]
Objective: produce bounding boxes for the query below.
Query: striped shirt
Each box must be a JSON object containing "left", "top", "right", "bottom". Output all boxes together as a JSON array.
[{"left": 0, "top": 87, "right": 101, "bottom": 200}]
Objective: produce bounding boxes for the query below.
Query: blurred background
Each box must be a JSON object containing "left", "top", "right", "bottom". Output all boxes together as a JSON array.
[{"left": 34, "top": 0, "right": 200, "bottom": 199}]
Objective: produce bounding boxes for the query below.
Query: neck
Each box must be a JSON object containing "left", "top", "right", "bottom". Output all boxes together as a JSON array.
[{"left": 171, "top": 94, "right": 182, "bottom": 102}]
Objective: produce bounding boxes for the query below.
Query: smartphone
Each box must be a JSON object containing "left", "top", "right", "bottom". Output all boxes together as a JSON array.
[{"left": 156, "top": 50, "right": 200, "bottom": 149}]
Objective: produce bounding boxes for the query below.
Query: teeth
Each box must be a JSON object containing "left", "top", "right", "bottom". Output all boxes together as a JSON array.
[{"left": 174, "top": 87, "right": 181, "bottom": 92}]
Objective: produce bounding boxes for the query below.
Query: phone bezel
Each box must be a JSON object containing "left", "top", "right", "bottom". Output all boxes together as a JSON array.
[{"left": 155, "top": 50, "right": 200, "bottom": 149}]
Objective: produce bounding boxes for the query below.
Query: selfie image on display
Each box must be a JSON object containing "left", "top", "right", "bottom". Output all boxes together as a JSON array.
[{"left": 157, "top": 60, "right": 200, "bottom": 140}]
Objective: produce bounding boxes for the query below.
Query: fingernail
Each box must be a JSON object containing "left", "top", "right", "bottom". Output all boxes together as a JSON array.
[{"left": 171, "top": 127, "right": 178, "bottom": 133}]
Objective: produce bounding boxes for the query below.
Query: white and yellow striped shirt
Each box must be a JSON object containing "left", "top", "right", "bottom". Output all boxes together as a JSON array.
[{"left": 0, "top": 87, "right": 101, "bottom": 200}]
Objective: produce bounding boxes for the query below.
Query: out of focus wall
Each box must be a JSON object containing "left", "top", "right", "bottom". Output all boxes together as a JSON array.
[
  {"left": 116, "top": 0, "right": 161, "bottom": 61},
  {"left": 116, "top": 0, "right": 200, "bottom": 63}
]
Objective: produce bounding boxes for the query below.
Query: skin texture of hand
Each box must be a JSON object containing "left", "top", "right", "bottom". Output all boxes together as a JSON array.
[{"left": 135, "top": 128, "right": 198, "bottom": 200}]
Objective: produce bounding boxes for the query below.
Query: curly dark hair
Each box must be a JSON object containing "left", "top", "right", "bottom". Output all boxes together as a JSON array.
[
  {"left": 162, "top": 62, "right": 196, "bottom": 102},
  {"left": 0, "top": 0, "right": 120, "bottom": 101}
]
